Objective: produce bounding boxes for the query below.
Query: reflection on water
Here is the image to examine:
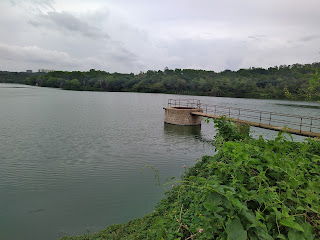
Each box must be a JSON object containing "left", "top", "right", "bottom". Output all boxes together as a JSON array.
[{"left": 163, "top": 123, "right": 201, "bottom": 138}]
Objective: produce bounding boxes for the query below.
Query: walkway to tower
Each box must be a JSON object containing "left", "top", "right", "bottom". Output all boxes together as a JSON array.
[{"left": 165, "top": 99, "right": 320, "bottom": 138}]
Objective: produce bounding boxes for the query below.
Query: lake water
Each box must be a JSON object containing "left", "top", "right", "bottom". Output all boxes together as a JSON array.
[{"left": 0, "top": 84, "right": 318, "bottom": 240}]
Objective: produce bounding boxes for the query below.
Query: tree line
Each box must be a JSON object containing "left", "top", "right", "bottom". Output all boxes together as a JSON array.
[{"left": 1, "top": 62, "right": 319, "bottom": 100}]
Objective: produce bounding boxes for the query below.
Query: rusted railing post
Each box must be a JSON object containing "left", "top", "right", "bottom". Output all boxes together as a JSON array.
[
  {"left": 259, "top": 112, "right": 262, "bottom": 123},
  {"left": 269, "top": 113, "right": 272, "bottom": 125}
]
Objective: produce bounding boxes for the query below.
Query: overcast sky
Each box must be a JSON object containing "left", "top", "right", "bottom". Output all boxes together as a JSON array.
[{"left": 1, "top": 0, "right": 320, "bottom": 73}]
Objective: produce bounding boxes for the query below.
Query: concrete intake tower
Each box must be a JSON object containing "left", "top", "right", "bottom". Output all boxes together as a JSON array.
[{"left": 164, "top": 99, "right": 203, "bottom": 126}]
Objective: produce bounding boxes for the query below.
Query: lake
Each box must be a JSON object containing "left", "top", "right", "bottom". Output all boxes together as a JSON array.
[{"left": 0, "top": 84, "right": 318, "bottom": 240}]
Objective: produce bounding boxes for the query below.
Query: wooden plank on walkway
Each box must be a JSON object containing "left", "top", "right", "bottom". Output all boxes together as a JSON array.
[{"left": 191, "top": 112, "right": 320, "bottom": 138}]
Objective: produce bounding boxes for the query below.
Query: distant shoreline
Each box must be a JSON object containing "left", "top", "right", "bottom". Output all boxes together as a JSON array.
[{"left": 1, "top": 62, "right": 320, "bottom": 101}]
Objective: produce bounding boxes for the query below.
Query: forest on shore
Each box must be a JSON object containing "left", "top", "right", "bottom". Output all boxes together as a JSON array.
[{"left": 1, "top": 62, "right": 320, "bottom": 100}]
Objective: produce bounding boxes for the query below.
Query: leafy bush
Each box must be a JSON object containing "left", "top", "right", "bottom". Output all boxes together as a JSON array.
[
  {"left": 209, "top": 116, "right": 250, "bottom": 143},
  {"left": 149, "top": 119, "right": 320, "bottom": 239}
]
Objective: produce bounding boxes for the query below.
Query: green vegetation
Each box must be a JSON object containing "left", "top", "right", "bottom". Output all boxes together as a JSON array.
[
  {"left": 60, "top": 118, "right": 320, "bottom": 240},
  {"left": 1, "top": 62, "right": 320, "bottom": 100},
  {"left": 0, "top": 71, "right": 36, "bottom": 84},
  {"left": 285, "top": 70, "right": 320, "bottom": 101},
  {"left": 308, "top": 70, "right": 320, "bottom": 100}
]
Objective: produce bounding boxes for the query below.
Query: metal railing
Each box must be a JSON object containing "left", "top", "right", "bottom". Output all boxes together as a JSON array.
[
  {"left": 166, "top": 99, "right": 320, "bottom": 133},
  {"left": 167, "top": 99, "right": 201, "bottom": 109},
  {"left": 201, "top": 104, "right": 320, "bottom": 133}
]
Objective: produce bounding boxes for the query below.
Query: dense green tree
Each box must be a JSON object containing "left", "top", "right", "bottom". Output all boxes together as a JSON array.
[
  {"left": 63, "top": 79, "right": 81, "bottom": 90},
  {"left": 307, "top": 70, "right": 320, "bottom": 100},
  {"left": 1, "top": 62, "right": 319, "bottom": 100}
]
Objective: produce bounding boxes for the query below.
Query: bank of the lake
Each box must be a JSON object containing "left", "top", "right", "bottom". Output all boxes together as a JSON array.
[
  {"left": 1, "top": 62, "right": 320, "bottom": 101},
  {"left": 0, "top": 84, "right": 318, "bottom": 240},
  {"left": 60, "top": 119, "right": 320, "bottom": 239}
]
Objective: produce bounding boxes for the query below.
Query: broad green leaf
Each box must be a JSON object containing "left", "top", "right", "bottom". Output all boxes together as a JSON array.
[
  {"left": 256, "top": 228, "right": 274, "bottom": 240},
  {"left": 225, "top": 191, "right": 234, "bottom": 198},
  {"left": 279, "top": 218, "right": 304, "bottom": 232},
  {"left": 197, "top": 177, "right": 207, "bottom": 182},
  {"left": 288, "top": 229, "right": 305, "bottom": 240},
  {"left": 249, "top": 158, "right": 261, "bottom": 164},
  {"left": 214, "top": 212, "right": 224, "bottom": 221},
  {"left": 223, "top": 185, "right": 236, "bottom": 193},
  {"left": 234, "top": 159, "right": 243, "bottom": 167},
  {"left": 248, "top": 232, "right": 259, "bottom": 240},
  {"left": 206, "top": 192, "right": 222, "bottom": 205},
  {"left": 296, "top": 206, "right": 305, "bottom": 211},
  {"left": 255, "top": 210, "right": 265, "bottom": 221},
  {"left": 207, "top": 179, "right": 217, "bottom": 185},
  {"left": 276, "top": 234, "right": 286, "bottom": 239},
  {"left": 226, "top": 218, "right": 247, "bottom": 240},
  {"left": 203, "top": 202, "right": 215, "bottom": 211},
  {"left": 231, "top": 198, "right": 246, "bottom": 210},
  {"left": 216, "top": 185, "right": 226, "bottom": 194},
  {"left": 300, "top": 222, "right": 315, "bottom": 240},
  {"left": 215, "top": 206, "right": 224, "bottom": 212},
  {"left": 241, "top": 209, "right": 257, "bottom": 224}
]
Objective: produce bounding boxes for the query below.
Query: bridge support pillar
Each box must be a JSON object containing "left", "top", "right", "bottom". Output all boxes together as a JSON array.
[{"left": 164, "top": 107, "right": 203, "bottom": 125}]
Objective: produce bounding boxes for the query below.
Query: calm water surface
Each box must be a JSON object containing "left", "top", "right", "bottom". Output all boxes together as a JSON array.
[{"left": 0, "top": 84, "right": 318, "bottom": 240}]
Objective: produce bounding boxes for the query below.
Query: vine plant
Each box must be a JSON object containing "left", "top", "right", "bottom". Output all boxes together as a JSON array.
[{"left": 150, "top": 117, "right": 320, "bottom": 240}]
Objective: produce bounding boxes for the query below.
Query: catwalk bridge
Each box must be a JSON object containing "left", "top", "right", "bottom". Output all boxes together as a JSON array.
[{"left": 164, "top": 99, "right": 320, "bottom": 138}]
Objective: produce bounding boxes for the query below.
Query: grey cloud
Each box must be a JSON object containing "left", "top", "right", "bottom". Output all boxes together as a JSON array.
[
  {"left": 299, "top": 35, "right": 320, "bottom": 42},
  {"left": 0, "top": 43, "right": 75, "bottom": 65},
  {"left": 0, "top": 42, "right": 102, "bottom": 71},
  {"left": 156, "top": 38, "right": 247, "bottom": 72},
  {"left": 110, "top": 45, "right": 137, "bottom": 62},
  {"left": 97, "top": 41, "right": 144, "bottom": 72},
  {"left": 29, "top": 11, "right": 109, "bottom": 39},
  {"left": 0, "top": 40, "right": 143, "bottom": 73},
  {"left": 2, "top": 0, "right": 320, "bottom": 73},
  {"left": 248, "top": 35, "right": 267, "bottom": 40},
  {"left": 24, "top": 7, "right": 141, "bottom": 72},
  {"left": 31, "top": 0, "right": 55, "bottom": 11},
  {"left": 9, "top": 0, "right": 55, "bottom": 12}
]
